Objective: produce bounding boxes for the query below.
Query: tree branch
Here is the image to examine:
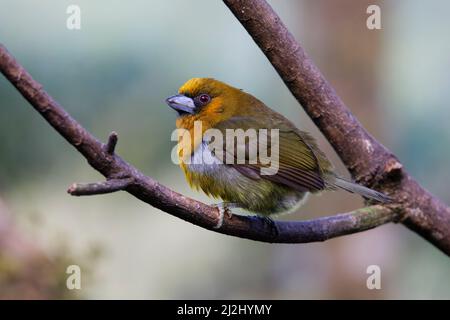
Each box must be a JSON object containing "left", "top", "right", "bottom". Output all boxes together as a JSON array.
[
  {"left": 223, "top": 0, "right": 450, "bottom": 255},
  {"left": 0, "top": 43, "right": 396, "bottom": 244},
  {"left": 0, "top": 0, "right": 448, "bottom": 253},
  {"left": 67, "top": 178, "right": 134, "bottom": 196}
]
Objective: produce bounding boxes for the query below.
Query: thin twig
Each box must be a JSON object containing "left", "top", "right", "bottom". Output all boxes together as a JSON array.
[
  {"left": 68, "top": 178, "right": 134, "bottom": 196},
  {"left": 223, "top": 0, "right": 450, "bottom": 255},
  {"left": 105, "top": 131, "right": 118, "bottom": 155}
]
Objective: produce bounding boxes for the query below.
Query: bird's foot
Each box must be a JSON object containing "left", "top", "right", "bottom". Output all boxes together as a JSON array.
[
  {"left": 212, "top": 202, "right": 239, "bottom": 229},
  {"left": 262, "top": 216, "right": 280, "bottom": 237}
]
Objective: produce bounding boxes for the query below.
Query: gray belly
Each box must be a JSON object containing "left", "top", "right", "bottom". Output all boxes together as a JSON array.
[{"left": 187, "top": 143, "right": 307, "bottom": 215}]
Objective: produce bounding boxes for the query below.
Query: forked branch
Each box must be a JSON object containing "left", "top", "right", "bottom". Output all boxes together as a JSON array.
[{"left": 223, "top": 0, "right": 450, "bottom": 254}]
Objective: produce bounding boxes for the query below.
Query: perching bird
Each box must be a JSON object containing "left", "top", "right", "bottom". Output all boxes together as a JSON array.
[{"left": 166, "top": 78, "right": 390, "bottom": 221}]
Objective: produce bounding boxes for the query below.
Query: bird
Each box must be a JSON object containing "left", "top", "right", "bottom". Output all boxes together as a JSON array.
[{"left": 165, "top": 78, "right": 390, "bottom": 224}]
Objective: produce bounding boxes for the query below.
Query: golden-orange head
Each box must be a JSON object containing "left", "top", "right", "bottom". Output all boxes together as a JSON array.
[{"left": 166, "top": 78, "right": 261, "bottom": 132}]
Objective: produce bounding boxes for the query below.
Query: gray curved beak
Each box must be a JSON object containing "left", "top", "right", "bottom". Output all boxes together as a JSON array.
[{"left": 165, "top": 94, "right": 195, "bottom": 114}]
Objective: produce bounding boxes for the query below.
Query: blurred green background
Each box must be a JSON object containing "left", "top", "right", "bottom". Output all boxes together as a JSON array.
[{"left": 0, "top": 0, "right": 449, "bottom": 299}]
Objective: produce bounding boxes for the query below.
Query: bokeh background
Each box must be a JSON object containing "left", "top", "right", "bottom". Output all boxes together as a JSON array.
[{"left": 1, "top": 0, "right": 449, "bottom": 299}]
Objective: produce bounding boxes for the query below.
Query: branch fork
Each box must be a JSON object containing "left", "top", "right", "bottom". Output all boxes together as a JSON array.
[{"left": 68, "top": 132, "right": 134, "bottom": 196}]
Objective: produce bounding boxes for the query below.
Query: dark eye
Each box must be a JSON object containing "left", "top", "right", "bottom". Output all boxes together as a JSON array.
[{"left": 194, "top": 94, "right": 211, "bottom": 107}]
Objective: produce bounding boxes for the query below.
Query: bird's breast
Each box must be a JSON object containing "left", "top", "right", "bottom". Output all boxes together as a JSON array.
[
  {"left": 180, "top": 142, "right": 307, "bottom": 215},
  {"left": 181, "top": 142, "right": 241, "bottom": 193}
]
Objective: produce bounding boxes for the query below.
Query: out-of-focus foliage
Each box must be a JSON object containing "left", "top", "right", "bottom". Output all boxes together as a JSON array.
[
  {"left": 0, "top": 0, "right": 449, "bottom": 299},
  {"left": 0, "top": 199, "right": 100, "bottom": 299}
]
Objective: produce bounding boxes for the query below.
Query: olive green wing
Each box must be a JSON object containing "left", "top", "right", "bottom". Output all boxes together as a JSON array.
[{"left": 209, "top": 116, "right": 328, "bottom": 192}]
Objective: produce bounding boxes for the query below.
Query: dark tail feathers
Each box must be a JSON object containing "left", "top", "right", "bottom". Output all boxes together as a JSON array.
[{"left": 332, "top": 177, "right": 391, "bottom": 203}]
